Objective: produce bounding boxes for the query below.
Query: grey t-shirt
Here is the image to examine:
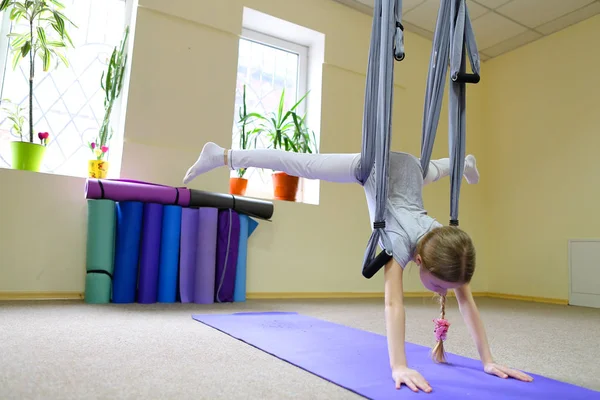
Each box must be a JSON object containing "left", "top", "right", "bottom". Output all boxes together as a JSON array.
[{"left": 362, "top": 151, "right": 443, "bottom": 268}]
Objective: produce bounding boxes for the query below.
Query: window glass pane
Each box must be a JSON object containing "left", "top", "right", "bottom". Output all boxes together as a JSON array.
[
  {"left": 0, "top": 0, "right": 126, "bottom": 176},
  {"left": 232, "top": 37, "right": 300, "bottom": 189}
]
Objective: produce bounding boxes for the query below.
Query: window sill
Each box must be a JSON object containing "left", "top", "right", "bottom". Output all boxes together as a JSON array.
[
  {"left": 0, "top": 135, "right": 122, "bottom": 180},
  {"left": 0, "top": 163, "right": 121, "bottom": 180},
  {"left": 230, "top": 171, "right": 319, "bottom": 205}
]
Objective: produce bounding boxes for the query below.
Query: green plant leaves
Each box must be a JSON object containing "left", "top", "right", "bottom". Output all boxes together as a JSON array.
[
  {"left": 1, "top": 98, "right": 26, "bottom": 140},
  {"left": 41, "top": 47, "right": 50, "bottom": 70},
  {"left": 8, "top": 32, "right": 29, "bottom": 49},
  {"left": 36, "top": 26, "right": 46, "bottom": 46},
  {"left": 20, "top": 40, "right": 30, "bottom": 57},
  {"left": 2, "top": 0, "right": 77, "bottom": 141},
  {"left": 234, "top": 87, "right": 317, "bottom": 155},
  {"left": 0, "top": 0, "right": 12, "bottom": 11},
  {"left": 49, "top": 48, "right": 68, "bottom": 67},
  {"left": 9, "top": 4, "right": 26, "bottom": 21},
  {"left": 94, "top": 25, "right": 129, "bottom": 151},
  {"left": 47, "top": 0, "right": 65, "bottom": 8}
]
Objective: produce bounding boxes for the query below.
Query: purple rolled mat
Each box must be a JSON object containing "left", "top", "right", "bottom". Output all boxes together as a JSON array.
[
  {"left": 193, "top": 207, "right": 219, "bottom": 304},
  {"left": 85, "top": 178, "right": 190, "bottom": 206},
  {"left": 137, "top": 203, "right": 164, "bottom": 304},
  {"left": 215, "top": 209, "right": 240, "bottom": 303},
  {"left": 179, "top": 208, "right": 199, "bottom": 303}
]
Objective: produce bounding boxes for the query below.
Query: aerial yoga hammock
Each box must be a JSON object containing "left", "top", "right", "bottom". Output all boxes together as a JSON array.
[{"left": 360, "top": 0, "right": 481, "bottom": 279}]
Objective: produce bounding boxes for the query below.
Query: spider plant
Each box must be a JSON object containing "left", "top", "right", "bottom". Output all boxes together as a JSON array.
[{"left": 241, "top": 88, "right": 316, "bottom": 154}]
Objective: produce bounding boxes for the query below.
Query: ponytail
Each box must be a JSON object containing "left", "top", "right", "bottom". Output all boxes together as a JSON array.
[{"left": 432, "top": 294, "right": 450, "bottom": 363}]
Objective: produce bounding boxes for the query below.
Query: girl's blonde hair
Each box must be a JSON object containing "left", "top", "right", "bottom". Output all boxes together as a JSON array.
[{"left": 415, "top": 226, "right": 476, "bottom": 363}]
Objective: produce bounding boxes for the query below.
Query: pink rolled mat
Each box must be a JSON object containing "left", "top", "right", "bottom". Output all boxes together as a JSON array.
[
  {"left": 85, "top": 178, "right": 190, "bottom": 206},
  {"left": 179, "top": 208, "right": 199, "bottom": 303},
  {"left": 193, "top": 208, "right": 219, "bottom": 304}
]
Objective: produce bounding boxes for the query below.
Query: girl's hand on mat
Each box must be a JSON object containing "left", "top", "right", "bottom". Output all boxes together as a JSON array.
[
  {"left": 484, "top": 363, "right": 534, "bottom": 382},
  {"left": 392, "top": 366, "right": 432, "bottom": 393}
]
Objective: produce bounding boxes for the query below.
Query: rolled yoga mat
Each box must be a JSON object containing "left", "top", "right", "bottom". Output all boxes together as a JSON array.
[
  {"left": 193, "top": 312, "right": 600, "bottom": 400},
  {"left": 188, "top": 189, "right": 274, "bottom": 221},
  {"left": 158, "top": 205, "right": 182, "bottom": 303},
  {"left": 215, "top": 209, "right": 240, "bottom": 303},
  {"left": 85, "top": 178, "right": 190, "bottom": 206},
  {"left": 112, "top": 201, "right": 144, "bottom": 303},
  {"left": 233, "top": 215, "right": 259, "bottom": 302},
  {"left": 85, "top": 199, "right": 117, "bottom": 304},
  {"left": 137, "top": 203, "right": 164, "bottom": 304},
  {"left": 179, "top": 208, "right": 199, "bottom": 303},
  {"left": 193, "top": 207, "right": 219, "bottom": 304}
]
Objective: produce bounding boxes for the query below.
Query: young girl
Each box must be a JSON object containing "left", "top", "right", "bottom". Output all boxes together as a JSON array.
[{"left": 183, "top": 142, "right": 534, "bottom": 393}]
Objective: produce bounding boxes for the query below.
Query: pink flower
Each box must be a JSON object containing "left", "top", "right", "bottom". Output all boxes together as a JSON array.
[
  {"left": 91, "top": 142, "right": 96, "bottom": 149},
  {"left": 101, "top": 146, "right": 109, "bottom": 153},
  {"left": 433, "top": 318, "right": 450, "bottom": 342},
  {"left": 38, "top": 132, "right": 49, "bottom": 140}
]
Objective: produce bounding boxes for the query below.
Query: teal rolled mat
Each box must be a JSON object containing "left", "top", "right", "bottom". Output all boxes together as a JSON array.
[{"left": 85, "top": 199, "right": 117, "bottom": 304}]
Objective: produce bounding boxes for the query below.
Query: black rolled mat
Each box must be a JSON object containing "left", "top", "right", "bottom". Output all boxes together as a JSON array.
[{"left": 188, "top": 189, "right": 274, "bottom": 221}]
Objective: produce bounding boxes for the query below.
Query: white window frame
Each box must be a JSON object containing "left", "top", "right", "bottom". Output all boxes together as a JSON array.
[{"left": 236, "top": 27, "right": 313, "bottom": 203}]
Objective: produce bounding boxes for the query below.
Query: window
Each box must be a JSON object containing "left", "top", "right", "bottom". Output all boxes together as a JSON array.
[
  {"left": 0, "top": 0, "right": 132, "bottom": 178},
  {"left": 232, "top": 29, "right": 309, "bottom": 201},
  {"left": 233, "top": 8, "right": 325, "bottom": 205}
]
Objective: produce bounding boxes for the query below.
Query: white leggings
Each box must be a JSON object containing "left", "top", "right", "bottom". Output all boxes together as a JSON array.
[{"left": 228, "top": 148, "right": 451, "bottom": 185}]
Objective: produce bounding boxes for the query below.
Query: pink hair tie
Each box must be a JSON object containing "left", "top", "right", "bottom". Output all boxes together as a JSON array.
[{"left": 433, "top": 318, "right": 450, "bottom": 341}]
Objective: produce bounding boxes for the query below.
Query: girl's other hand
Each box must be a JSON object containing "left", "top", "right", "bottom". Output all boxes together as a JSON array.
[
  {"left": 484, "top": 362, "right": 534, "bottom": 382},
  {"left": 392, "top": 366, "right": 432, "bottom": 393}
]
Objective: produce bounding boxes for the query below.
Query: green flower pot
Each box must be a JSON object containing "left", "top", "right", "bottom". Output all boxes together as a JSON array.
[{"left": 11, "top": 141, "right": 46, "bottom": 172}]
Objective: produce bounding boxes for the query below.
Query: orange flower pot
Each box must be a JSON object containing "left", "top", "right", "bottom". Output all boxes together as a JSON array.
[
  {"left": 272, "top": 172, "right": 299, "bottom": 201},
  {"left": 229, "top": 177, "right": 248, "bottom": 196}
]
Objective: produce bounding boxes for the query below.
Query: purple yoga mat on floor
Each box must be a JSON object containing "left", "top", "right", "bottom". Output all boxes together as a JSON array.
[
  {"left": 137, "top": 203, "right": 164, "bottom": 304},
  {"left": 85, "top": 178, "right": 190, "bottom": 206},
  {"left": 194, "top": 207, "right": 219, "bottom": 304},
  {"left": 179, "top": 208, "right": 199, "bottom": 303},
  {"left": 214, "top": 209, "right": 240, "bottom": 303},
  {"left": 192, "top": 312, "right": 600, "bottom": 400}
]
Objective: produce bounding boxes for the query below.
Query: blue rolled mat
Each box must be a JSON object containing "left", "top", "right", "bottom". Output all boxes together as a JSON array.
[
  {"left": 194, "top": 207, "right": 219, "bottom": 304},
  {"left": 158, "top": 205, "right": 182, "bottom": 303},
  {"left": 137, "top": 203, "right": 164, "bottom": 304},
  {"left": 85, "top": 199, "right": 116, "bottom": 304},
  {"left": 233, "top": 215, "right": 259, "bottom": 302},
  {"left": 179, "top": 208, "right": 199, "bottom": 303},
  {"left": 112, "top": 201, "right": 144, "bottom": 303}
]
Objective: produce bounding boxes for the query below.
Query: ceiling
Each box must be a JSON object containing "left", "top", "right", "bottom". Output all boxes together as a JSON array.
[{"left": 332, "top": 0, "right": 600, "bottom": 60}]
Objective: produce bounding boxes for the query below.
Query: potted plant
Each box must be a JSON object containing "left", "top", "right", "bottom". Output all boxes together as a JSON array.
[
  {"left": 0, "top": 0, "right": 75, "bottom": 172},
  {"left": 88, "top": 25, "right": 129, "bottom": 179},
  {"left": 1, "top": 98, "right": 50, "bottom": 159},
  {"left": 270, "top": 109, "right": 318, "bottom": 201},
  {"left": 230, "top": 84, "right": 260, "bottom": 195},
  {"left": 235, "top": 88, "right": 317, "bottom": 201},
  {"left": 247, "top": 89, "right": 314, "bottom": 201}
]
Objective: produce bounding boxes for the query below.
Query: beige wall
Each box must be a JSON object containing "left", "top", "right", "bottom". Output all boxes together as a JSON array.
[
  {"left": 0, "top": 0, "right": 487, "bottom": 295},
  {"left": 480, "top": 14, "right": 600, "bottom": 301}
]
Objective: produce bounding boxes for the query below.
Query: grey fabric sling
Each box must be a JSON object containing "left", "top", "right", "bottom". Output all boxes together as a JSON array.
[{"left": 359, "top": 0, "right": 480, "bottom": 279}]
